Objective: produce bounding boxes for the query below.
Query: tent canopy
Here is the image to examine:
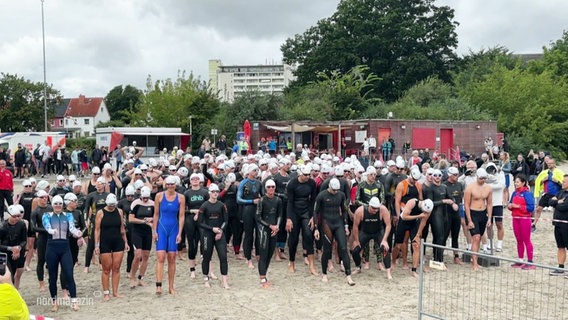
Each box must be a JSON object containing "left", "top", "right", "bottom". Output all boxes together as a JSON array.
[{"left": 265, "top": 124, "right": 338, "bottom": 133}]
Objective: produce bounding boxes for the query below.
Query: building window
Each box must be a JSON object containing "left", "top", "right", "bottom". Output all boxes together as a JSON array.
[
  {"left": 59, "top": 119, "right": 63, "bottom": 126},
  {"left": 84, "top": 119, "right": 90, "bottom": 125}
]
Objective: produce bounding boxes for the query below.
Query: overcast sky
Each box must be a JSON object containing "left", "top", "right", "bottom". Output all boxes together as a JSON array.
[{"left": 1, "top": 0, "right": 566, "bottom": 98}]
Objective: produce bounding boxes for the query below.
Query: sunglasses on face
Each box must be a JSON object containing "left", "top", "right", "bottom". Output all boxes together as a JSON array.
[
  {"left": 24, "top": 185, "right": 32, "bottom": 188},
  {"left": 39, "top": 196, "right": 48, "bottom": 199},
  {"left": 210, "top": 190, "right": 219, "bottom": 193},
  {"left": 478, "top": 177, "right": 487, "bottom": 180},
  {"left": 166, "top": 183, "right": 176, "bottom": 186},
  {"left": 127, "top": 194, "right": 135, "bottom": 197},
  {"left": 266, "top": 186, "right": 275, "bottom": 189},
  {"left": 433, "top": 174, "right": 442, "bottom": 178},
  {"left": 93, "top": 173, "right": 100, "bottom": 176},
  {"left": 53, "top": 203, "right": 63, "bottom": 206}
]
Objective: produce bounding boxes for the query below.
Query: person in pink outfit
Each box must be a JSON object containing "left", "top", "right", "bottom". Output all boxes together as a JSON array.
[{"left": 507, "top": 174, "right": 536, "bottom": 270}]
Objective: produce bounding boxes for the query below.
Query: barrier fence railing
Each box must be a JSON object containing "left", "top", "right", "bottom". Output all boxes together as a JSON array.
[{"left": 418, "top": 242, "right": 568, "bottom": 320}]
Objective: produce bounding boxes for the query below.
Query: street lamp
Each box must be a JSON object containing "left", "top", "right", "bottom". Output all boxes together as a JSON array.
[
  {"left": 41, "top": 0, "right": 48, "bottom": 132},
  {"left": 211, "top": 128, "right": 218, "bottom": 147}
]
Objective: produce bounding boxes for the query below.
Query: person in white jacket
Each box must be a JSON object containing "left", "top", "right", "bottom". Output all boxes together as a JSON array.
[{"left": 485, "top": 162, "right": 506, "bottom": 252}]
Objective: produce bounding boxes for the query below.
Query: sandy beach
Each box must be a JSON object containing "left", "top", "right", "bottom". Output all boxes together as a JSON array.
[{"left": 11, "top": 162, "right": 568, "bottom": 320}]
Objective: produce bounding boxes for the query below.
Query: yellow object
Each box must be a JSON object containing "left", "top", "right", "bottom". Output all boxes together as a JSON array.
[
  {"left": 0, "top": 283, "right": 30, "bottom": 320},
  {"left": 533, "top": 168, "right": 565, "bottom": 197}
]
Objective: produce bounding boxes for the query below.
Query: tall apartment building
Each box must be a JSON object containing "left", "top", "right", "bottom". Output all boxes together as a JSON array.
[{"left": 209, "top": 59, "right": 296, "bottom": 103}]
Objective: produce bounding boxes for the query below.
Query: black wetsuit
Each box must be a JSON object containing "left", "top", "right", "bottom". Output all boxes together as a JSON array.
[
  {"left": 445, "top": 180, "right": 464, "bottom": 253},
  {"left": 286, "top": 177, "right": 317, "bottom": 261},
  {"left": 198, "top": 200, "right": 228, "bottom": 276},
  {"left": 424, "top": 183, "right": 452, "bottom": 262},
  {"left": 18, "top": 192, "right": 35, "bottom": 237},
  {"left": 272, "top": 172, "right": 290, "bottom": 249},
  {"left": 352, "top": 206, "right": 391, "bottom": 269},
  {"left": 396, "top": 199, "right": 423, "bottom": 243},
  {"left": 314, "top": 189, "right": 351, "bottom": 275},
  {"left": 31, "top": 204, "right": 52, "bottom": 282},
  {"left": 84, "top": 191, "right": 109, "bottom": 268},
  {"left": 255, "top": 195, "right": 282, "bottom": 277},
  {"left": 0, "top": 220, "right": 27, "bottom": 282},
  {"left": 183, "top": 188, "right": 209, "bottom": 260},
  {"left": 219, "top": 183, "right": 240, "bottom": 254},
  {"left": 117, "top": 197, "right": 134, "bottom": 272}
]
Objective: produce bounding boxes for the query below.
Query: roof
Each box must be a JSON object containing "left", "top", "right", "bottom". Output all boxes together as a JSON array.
[
  {"left": 54, "top": 98, "right": 70, "bottom": 118},
  {"left": 65, "top": 95, "right": 103, "bottom": 117}
]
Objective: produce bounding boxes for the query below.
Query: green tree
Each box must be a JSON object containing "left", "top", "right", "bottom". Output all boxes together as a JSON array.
[
  {"left": 459, "top": 65, "right": 568, "bottom": 157},
  {"left": 452, "top": 47, "right": 519, "bottom": 91},
  {"left": 528, "top": 30, "right": 568, "bottom": 80},
  {"left": 212, "top": 90, "right": 282, "bottom": 142},
  {"left": 281, "top": 0, "right": 458, "bottom": 101},
  {"left": 280, "top": 65, "right": 379, "bottom": 121},
  {"left": 0, "top": 73, "right": 60, "bottom": 132},
  {"left": 104, "top": 85, "right": 142, "bottom": 124},
  {"left": 130, "top": 71, "right": 221, "bottom": 150}
]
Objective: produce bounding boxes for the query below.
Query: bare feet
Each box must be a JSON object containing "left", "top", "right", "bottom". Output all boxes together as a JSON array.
[
  {"left": 103, "top": 292, "right": 110, "bottom": 302},
  {"left": 454, "top": 257, "right": 463, "bottom": 265},
  {"left": 51, "top": 303, "right": 59, "bottom": 312},
  {"left": 130, "top": 279, "right": 137, "bottom": 289},
  {"left": 236, "top": 254, "right": 246, "bottom": 260},
  {"left": 346, "top": 275, "right": 355, "bottom": 286},
  {"left": 278, "top": 251, "right": 288, "bottom": 260},
  {"left": 39, "top": 283, "right": 47, "bottom": 292},
  {"left": 377, "top": 262, "right": 385, "bottom": 271},
  {"left": 247, "top": 260, "right": 255, "bottom": 269},
  {"left": 169, "top": 288, "right": 177, "bottom": 295},
  {"left": 204, "top": 281, "right": 211, "bottom": 288},
  {"left": 25, "top": 265, "right": 31, "bottom": 272},
  {"left": 275, "top": 254, "right": 282, "bottom": 262},
  {"left": 83, "top": 267, "right": 89, "bottom": 274},
  {"left": 386, "top": 269, "right": 393, "bottom": 280},
  {"left": 322, "top": 275, "right": 329, "bottom": 282},
  {"left": 352, "top": 267, "right": 361, "bottom": 275},
  {"left": 310, "top": 265, "right": 319, "bottom": 276},
  {"left": 190, "top": 270, "right": 196, "bottom": 279},
  {"left": 412, "top": 271, "right": 419, "bottom": 278},
  {"left": 209, "top": 272, "right": 218, "bottom": 280},
  {"left": 155, "top": 287, "right": 162, "bottom": 295},
  {"left": 288, "top": 262, "right": 296, "bottom": 273},
  {"left": 138, "top": 279, "right": 147, "bottom": 287},
  {"left": 304, "top": 257, "right": 309, "bottom": 265},
  {"left": 261, "top": 282, "right": 272, "bottom": 289},
  {"left": 222, "top": 281, "right": 230, "bottom": 289},
  {"left": 113, "top": 293, "right": 124, "bottom": 298},
  {"left": 71, "top": 303, "right": 80, "bottom": 311},
  {"left": 363, "top": 262, "right": 370, "bottom": 270},
  {"left": 402, "top": 264, "right": 409, "bottom": 270},
  {"left": 473, "top": 264, "right": 480, "bottom": 272}
]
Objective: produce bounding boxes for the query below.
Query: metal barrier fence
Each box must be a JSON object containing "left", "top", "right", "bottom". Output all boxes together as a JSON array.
[{"left": 418, "top": 243, "right": 568, "bottom": 320}]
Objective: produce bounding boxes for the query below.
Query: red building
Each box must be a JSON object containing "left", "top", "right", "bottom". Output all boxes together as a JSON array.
[{"left": 250, "top": 119, "right": 498, "bottom": 160}]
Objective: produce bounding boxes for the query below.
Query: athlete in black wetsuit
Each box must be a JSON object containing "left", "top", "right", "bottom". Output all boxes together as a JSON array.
[
  {"left": 83, "top": 179, "right": 109, "bottom": 272},
  {"left": 399, "top": 198, "right": 433, "bottom": 277},
  {"left": 444, "top": 168, "right": 464, "bottom": 264},
  {"left": 30, "top": 191, "right": 52, "bottom": 291},
  {"left": 219, "top": 173, "right": 240, "bottom": 257},
  {"left": 184, "top": 174, "right": 209, "bottom": 277},
  {"left": 270, "top": 162, "right": 291, "bottom": 260},
  {"left": 117, "top": 186, "right": 135, "bottom": 276},
  {"left": 313, "top": 178, "right": 354, "bottom": 285},
  {"left": 255, "top": 180, "right": 282, "bottom": 288},
  {"left": 0, "top": 206, "right": 27, "bottom": 288},
  {"left": 286, "top": 166, "right": 318, "bottom": 274},
  {"left": 351, "top": 197, "right": 392, "bottom": 279},
  {"left": 198, "top": 184, "right": 229, "bottom": 289},
  {"left": 424, "top": 170, "right": 458, "bottom": 263},
  {"left": 17, "top": 182, "right": 35, "bottom": 271}
]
